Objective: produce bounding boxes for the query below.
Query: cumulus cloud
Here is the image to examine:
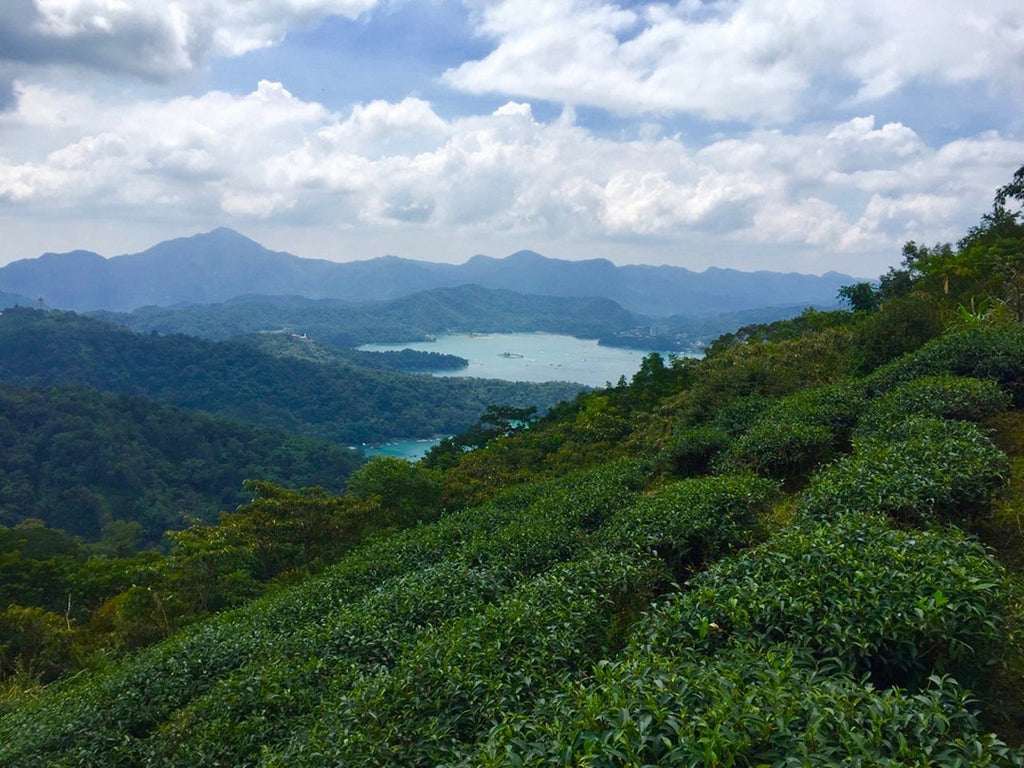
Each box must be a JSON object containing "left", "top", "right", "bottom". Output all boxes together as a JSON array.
[
  {"left": 0, "top": 81, "right": 1021, "bottom": 272},
  {"left": 0, "top": 0, "right": 379, "bottom": 80},
  {"left": 445, "top": 0, "right": 1024, "bottom": 122}
]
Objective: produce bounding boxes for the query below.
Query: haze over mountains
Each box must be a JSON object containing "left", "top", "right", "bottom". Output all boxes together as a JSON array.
[{"left": 0, "top": 228, "right": 855, "bottom": 317}]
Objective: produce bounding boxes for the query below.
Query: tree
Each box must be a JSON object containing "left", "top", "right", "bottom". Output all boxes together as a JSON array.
[
  {"left": 953, "top": 204, "right": 1024, "bottom": 321},
  {"left": 837, "top": 282, "right": 879, "bottom": 312},
  {"left": 994, "top": 163, "right": 1024, "bottom": 210},
  {"left": 345, "top": 458, "right": 444, "bottom": 530}
]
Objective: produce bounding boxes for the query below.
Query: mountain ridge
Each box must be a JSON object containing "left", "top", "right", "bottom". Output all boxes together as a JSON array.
[{"left": 0, "top": 227, "right": 856, "bottom": 316}]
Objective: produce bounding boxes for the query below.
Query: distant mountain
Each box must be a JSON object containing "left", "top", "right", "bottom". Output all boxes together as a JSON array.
[
  {"left": 0, "top": 228, "right": 855, "bottom": 316},
  {"left": 0, "top": 290, "right": 34, "bottom": 309}
]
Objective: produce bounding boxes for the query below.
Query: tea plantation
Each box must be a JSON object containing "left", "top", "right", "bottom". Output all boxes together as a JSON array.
[{"left": 0, "top": 314, "right": 1022, "bottom": 765}]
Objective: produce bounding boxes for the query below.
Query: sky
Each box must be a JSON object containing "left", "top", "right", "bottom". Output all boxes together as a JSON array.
[{"left": 0, "top": 1, "right": 1022, "bottom": 276}]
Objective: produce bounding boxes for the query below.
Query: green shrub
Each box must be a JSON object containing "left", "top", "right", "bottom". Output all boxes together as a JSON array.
[
  {"left": 659, "top": 423, "right": 729, "bottom": 476},
  {"left": 461, "top": 458, "right": 652, "bottom": 574},
  {"left": 265, "top": 551, "right": 666, "bottom": 768},
  {"left": 858, "top": 374, "right": 1010, "bottom": 436},
  {"left": 597, "top": 474, "right": 778, "bottom": 579},
  {"left": 717, "top": 382, "right": 866, "bottom": 483},
  {"left": 866, "top": 325, "right": 1024, "bottom": 403},
  {"left": 710, "top": 394, "right": 772, "bottom": 437},
  {"left": 640, "top": 514, "right": 1014, "bottom": 688},
  {"left": 483, "top": 649, "right": 1021, "bottom": 767},
  {"left": 717, "top": 420, "right": 835, "bottom": 481},
  {"left": 800, "top": 417, "right": 1009, "bottom": 524},
  {"left": 138, "top": 561, "right": 516, "bottom": 768}
]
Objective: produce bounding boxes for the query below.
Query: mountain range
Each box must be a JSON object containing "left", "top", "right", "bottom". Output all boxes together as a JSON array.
[{"left": 0, "top": 228, "right": 855, "bottom": 317}]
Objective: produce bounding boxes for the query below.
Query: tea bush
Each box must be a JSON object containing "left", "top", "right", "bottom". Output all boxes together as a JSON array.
[
  {"left": 716, "top": 382, "right": 865, "bottom": 483},
  {"left": 639, "top": 514, "right": 1014, "bottom": 689},
  {"left": 866, "top": 324, "right": 1024, "bottom": 403},
  {"left": 483, "top": 648, "right": 1020, "bottom": 767},
  {"left": 800, "top": 416, "right": 1008, "bottom": 524},
  {"left": 858, "top": 375, "right": 1010, "bottom": 436},
  {"left": 264, "top": 551, "right": 666, "bottom": 767},
  {"left": 137, "top": 561, "right": 517, "bottom": 767},
  {"left": 659, "top": 423, "right": 729, "bottom": 476},
  {"left": 596, "top": 474, "right": 778, "bottom": 579},
  {"left": 717, "top": 420, "right": 835, "bottom": 481},
  {"left": 461, "top": 458, "right": 651, "bottom": 574}
]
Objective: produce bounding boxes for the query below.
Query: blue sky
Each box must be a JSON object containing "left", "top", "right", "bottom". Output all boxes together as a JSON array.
[{"left": 0, "top": 0, "right": 1022, "bottom": 276}]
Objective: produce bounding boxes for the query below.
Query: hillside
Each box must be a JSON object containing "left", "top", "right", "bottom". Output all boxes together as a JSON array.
[
  {"left": 2, "top": 309, "right": 1023, "bottom": 765},
  {"left": 92, "top": 284, "right": 639, "bottom": 347},
  {"left": 0, "top": 308, "right": 584, "bottom": 443},
  {"left": 0, "top": 227, "right": 852, "bottom": 316},
  {"left": 0, "top": 385, "right": 364, "bottom": 542}
]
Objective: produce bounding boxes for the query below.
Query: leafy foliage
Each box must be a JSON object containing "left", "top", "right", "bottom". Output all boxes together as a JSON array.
[
  {"left": 716, "top": 382, "right": 865, "bottom": 483},
  {"left": 857, "top": 374, "right": 1011, "bottom": 436},
  {"left": 867, "top": 324, "right": 1024, "bottom": 404},
  {"left": 0, "top": 384, "right": 362, "bottom": 542},
  {"left": 482, "top": 514, "right": 1019, "bottom": 766},
  {"left": 800, "top": 416, "right": 1009, "bottom": 524}
]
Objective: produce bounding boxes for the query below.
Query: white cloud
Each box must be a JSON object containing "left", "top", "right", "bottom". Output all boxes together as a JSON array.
[
  {"left": 0, "top": 0, "right": 380, "bottom": 80},
  {"left": 445, "top": 0, "right": 1024, "bottom": 122},
  {"left": 0, "top": 79, "right": 1021, "bottom": 274}
]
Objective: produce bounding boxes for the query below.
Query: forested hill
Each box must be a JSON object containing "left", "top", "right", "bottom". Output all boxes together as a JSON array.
[
  {"left": 0, "top": 385, "right": 363, "bottom": 542},
  {"left": 0, "top": 308, "right": 583, "bottom": 443},
  {"left": 0, "top": 226, "right": 852, "bottom": 315},
  {"left": 92, "top": 284, "right": 638, "bottom": 347}
]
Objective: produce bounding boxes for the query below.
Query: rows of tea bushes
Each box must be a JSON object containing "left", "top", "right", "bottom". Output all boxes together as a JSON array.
[
  {"left": 479, "top": 514, "right": 1019, "bottom": 766},
  {"left": 800, "top": 416, "right": 1009, "bottom": 524},
  {"left": 0, "top": 459, "right": 783, "bottom": 766}
]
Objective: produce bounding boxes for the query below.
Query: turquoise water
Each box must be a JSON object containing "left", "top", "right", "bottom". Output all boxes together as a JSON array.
[
  {"left": 359, "top": 332, "right": 677, "bottom": 388},
  {"left": 363, "top": 437, "right": 444, "bottom": 461}
]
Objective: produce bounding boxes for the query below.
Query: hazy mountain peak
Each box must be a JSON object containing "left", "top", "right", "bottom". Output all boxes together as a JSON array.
[{"left": 36, "top": 249, "right": 106, "bottom": 264}]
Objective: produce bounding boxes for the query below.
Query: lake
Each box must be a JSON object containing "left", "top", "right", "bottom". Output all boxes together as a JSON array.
[
  {"left": 357, "top": 332, "right": 685, "bottom": 461},
  {"left": 359, "top": 332, "right": 678, "bottom": 388}
]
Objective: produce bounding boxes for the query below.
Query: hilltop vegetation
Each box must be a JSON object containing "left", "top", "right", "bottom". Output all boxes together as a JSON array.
[
  {"left": 0, "top": 385, "right": 363, "bottom": 542},
  {"left": 95, "top": 285, "right": 829, "bottom": 354},
  {"left": 93, "top": 285, "right": 638, "bottom": 347},
  {"left": 1, "top": 167, "right": 1023, "bottom": 765},
  {"left": 0, "top": 308, "right": 583, "bottom": 443}
]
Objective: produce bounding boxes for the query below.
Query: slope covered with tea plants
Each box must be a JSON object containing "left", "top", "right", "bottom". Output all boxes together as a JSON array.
[{"left": 2, "top": 167, "right": 1024, "bottom": 765}]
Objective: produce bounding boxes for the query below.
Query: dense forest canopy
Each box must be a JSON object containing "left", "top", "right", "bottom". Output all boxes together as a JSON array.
[
  {"left": 1, "top": 166, "right": 1023, "bottom": 766},
  {"left": 0, "top": 385, "right": 363, "bottom": 542}
]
